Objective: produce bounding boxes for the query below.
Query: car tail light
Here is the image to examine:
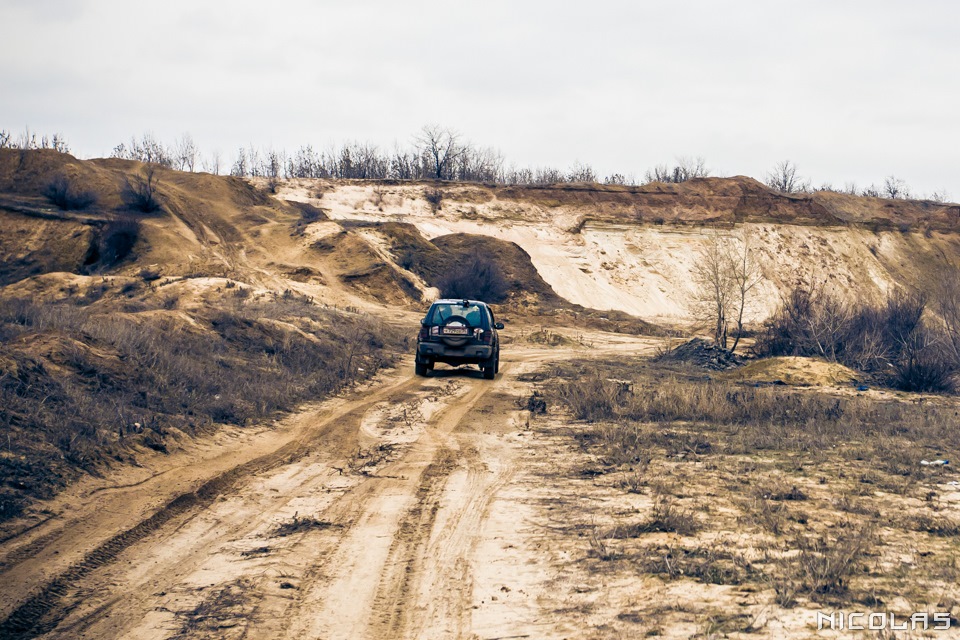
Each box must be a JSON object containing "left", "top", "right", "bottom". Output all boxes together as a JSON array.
[
  {"left": 418, "top": 326, "right": 430, "bottom": 341},
  {"left": 430, "top": 326, "right": 439, "bottom": 337},
  {"left": 475, "top": 328, "right": 492, "bottom": 344}
]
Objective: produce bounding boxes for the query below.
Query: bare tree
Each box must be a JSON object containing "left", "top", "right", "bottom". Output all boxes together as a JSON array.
[
  {"left": 693, "top": 234, "right": 736, "bottom": 349},
  {"left": 693, "top": 232, "right": 762, "bottom": 352},
  {"left": 15, "top": 127, "right": 36, "bottom": 150},
  {"left": 230, "top": 147, "right": 247, "bottom": 177},
  {"left": 174, "top": 133, "right": 197, "bottom": 172},
  {"left": 765, "top": 160, "right": 808, "bottom": 193},
  {"left": 391, "top": 144, "right": 419, "bottom": 180},
  {"left": 568, "top": 161, "right": 597, "bottom": 183},
  {"left": 604, "top": 173, "right": 627, "bottom": 185},
  {"left": 861, "top": 184, "right": 882, "bottom": 198},
  {"left": 644, "top": 157, "right": 709, "bottom": 184},
  {"left": 728, "top": 233, "right": 763, "bottom": 352},
  {"left": 112, "top": 133, "right": 172, "bottom": 166},
  {"left": 675, "top": 156, "right": 709, "bottom": 181},
  {"left": 49, "top": 133, "right": 69, "bottom": 153},
  {"left": 0, "top": 129, "right": 10, "bottom": 148},
  {"left": 246, "top": 144, "right": 262, "bottom": 177},
  {"left": 204, "top": 149, "right": 222, "bottom": 175},
  {"left": 416, "top": 125, "right": 463, "bottom": 180},
  {"left": 883, "top": 175, "right": 910, "bottom": 200}
]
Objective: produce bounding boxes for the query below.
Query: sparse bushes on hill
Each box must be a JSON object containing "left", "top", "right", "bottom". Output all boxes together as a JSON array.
[
  {"left": 44, "top": 174, "right": 98, "bottom": 210},
  {"left": 754, "top": 285, "right": 958, "bottom": 392},
  {"left": 0, "top": 295, "right": 402, "bottom": 521},
  {"left": 0, "top": 128, "right": 69, "bottom": 153}
]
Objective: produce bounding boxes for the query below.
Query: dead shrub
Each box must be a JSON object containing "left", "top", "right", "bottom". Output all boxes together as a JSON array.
[
  {"left": 124, "top": 166, "right": 162, "bottom": 213},
  {"left": 44, "top": 174, "right": 98, "bottom": 210},
  {"left": 424, "top": 187, "right": 443, "bottom": 212},
  {"left": 794, "top": 524, "right": 874, "bottom": 601},
  {"left": 608, "top": 499, "right": 700, "bottom": 537},
  {"left": 96, "top": 219, "right": 140, "bottom": 268},
  {"left": 637, "top": 543, "right": 756, "bottom": 585},
  {"left": 272, "top": 513, "right": 336, "bottom": 537},
  {"left": 587, "top": 528, "right": 621, "bottom": 561},
  {"left": 436, "top": 250, "right": 508, "bottom": 303},
  {"left": 754, "top": 286, "right": 957, "bottom": 392}
]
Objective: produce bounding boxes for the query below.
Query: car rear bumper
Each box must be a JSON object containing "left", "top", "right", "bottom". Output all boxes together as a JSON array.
[{"left": 417, "top": 341, "right": 493, "bottom": 364}]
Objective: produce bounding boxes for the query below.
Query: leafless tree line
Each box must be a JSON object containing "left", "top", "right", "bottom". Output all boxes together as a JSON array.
[
  {"left": 2, "top": 126, "right": 951, "bottom": 201},
  {"left": 228, "top": 126, "right": 605, "bottom": 185},
  {"left": 0, "top": 127, "right": 69, "bottom": 153},
  {"left": 766, "top": 159, "right": 951, "bottom": 203},
  {"left": 106, "top": 126, "right": 693, "bottom": 186}
]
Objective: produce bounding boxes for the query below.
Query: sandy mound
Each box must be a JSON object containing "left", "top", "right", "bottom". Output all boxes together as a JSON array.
[
  {"left": 721, "top": 356, "right": 859, "bottom": 387},
  {"left": 375, "top": 222, "right": 561, "bottom": 304}
]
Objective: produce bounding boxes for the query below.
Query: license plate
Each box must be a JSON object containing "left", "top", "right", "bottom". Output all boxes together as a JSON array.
[{"left": 442, "top": 327, "right": 468, "bottom": 335}]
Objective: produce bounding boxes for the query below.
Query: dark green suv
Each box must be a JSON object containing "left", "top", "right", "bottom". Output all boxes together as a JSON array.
[{"left": 415, "top": 299, "right": 504, "bottom": 379}]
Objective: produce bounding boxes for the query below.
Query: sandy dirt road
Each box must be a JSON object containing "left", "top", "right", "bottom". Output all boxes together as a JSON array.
[{"left": 0, "top": 332, "right": 658, "bottom": 640}]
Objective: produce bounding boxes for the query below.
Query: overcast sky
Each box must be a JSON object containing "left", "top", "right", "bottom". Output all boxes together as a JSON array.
[{"left": 2, "top": 0, "right": 958, "bottom": 197}]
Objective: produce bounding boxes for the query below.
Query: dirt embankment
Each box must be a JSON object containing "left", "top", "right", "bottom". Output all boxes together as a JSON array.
[{"left": 279, "top": 177, "right": 960, "bottom": 323}]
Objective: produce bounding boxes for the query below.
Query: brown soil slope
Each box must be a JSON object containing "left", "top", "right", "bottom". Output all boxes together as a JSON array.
[{"left": 498, "top": 177, "right": 960, "bottom": 229}]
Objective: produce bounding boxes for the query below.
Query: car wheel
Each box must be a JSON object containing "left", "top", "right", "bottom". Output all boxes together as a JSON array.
[
  {"left": 494, "top": 350, "right": 500, "bottom": 374},
  {"left": 482, "top": 353, "right": 496, "bottom": 380},
  {"left": 415, "top": 362, "right": 428, "bottom": 377}
]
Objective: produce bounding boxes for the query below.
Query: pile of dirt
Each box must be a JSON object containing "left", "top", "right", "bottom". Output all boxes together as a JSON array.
[
  {"left": 655, "top": 338, "right": 745, "bottom": 370},
  {"left": 521, "top": 328, "right": 577, "bottom": 347},
  {"left": 377, "top": 222, "right": 561, "bottom": 304},
  {"left": 721, "top": 356, "right": 859, "bottom": 387}
]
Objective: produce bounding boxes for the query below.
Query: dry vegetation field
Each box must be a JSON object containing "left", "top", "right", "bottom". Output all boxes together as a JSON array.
[
  {"left": 534, "top": 356, "right": 960, "bottom": 636},
  {"left": 0, "top": 287, "right": 403, "bottom": 521}
]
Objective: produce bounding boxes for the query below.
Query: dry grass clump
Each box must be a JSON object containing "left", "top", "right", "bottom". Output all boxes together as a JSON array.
[
  {"left": 908, "top": 512, "right": 960, "bottom": 537},
  {"left": 607, "top": 499, "right": 700, "bottom": 537},
  {"left": 0, "top": 294, "right": 403, "bottom": 521},
  {"left": 555, "top": 366, "right": 960, "bottom": 463},
  {"left": 770, "top": 524, "right": 876, "bottom": 607},
  {"left": 272, "top": 513, "right": 336, "bottom": 537},
  {"left": 636, "top": 543, "right": 758, "bottom": 586}
]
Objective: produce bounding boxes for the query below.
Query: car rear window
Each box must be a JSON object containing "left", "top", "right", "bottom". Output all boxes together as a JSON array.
[{"left": 428, "top": 303, "right": 488, "bottom": 328}]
